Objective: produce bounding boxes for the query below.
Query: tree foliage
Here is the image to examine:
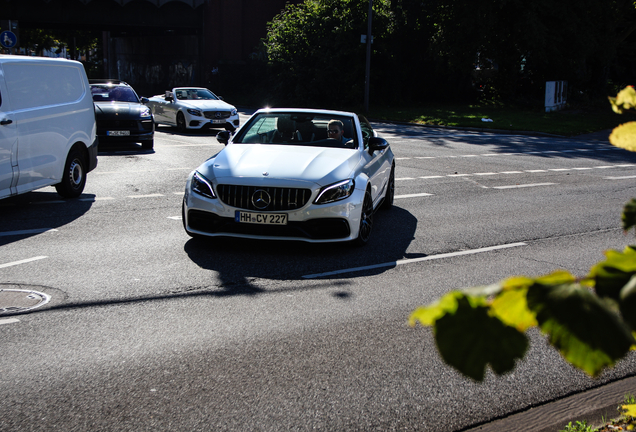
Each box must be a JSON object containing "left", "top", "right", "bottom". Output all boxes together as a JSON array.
[
  {"left": 410, "top": 87, "right": 636, "bottom": 381},
  {"left": 263, "top": 0, "right": 636, "bottom": 106}
]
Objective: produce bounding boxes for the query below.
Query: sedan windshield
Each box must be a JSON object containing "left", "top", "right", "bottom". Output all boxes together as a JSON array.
[
  {"left": 233, "top": 113, "right": 358, "bottom": 149},
  {"left": 174, "top": 88, "right": 219, "bottom": 101},
  {"left": 91, "top": 85, "right": 140, "bottom": 103}
]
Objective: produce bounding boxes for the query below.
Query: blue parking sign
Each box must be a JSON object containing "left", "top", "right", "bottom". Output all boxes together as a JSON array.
[{"left": 1, "top": 31, "right": 17, "bottom": 48}]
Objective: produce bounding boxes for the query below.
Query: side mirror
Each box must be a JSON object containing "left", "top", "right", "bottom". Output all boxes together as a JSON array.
[
  {"left": 216, "top": 130, "right": 231, "bottom": 145},
  {"left": 368, "top": 137, "right": 389, "bottom": 153},
  {"left": 140, "top": 97, "right": 149, "bottom": 103},
  {"left": 165, "top": 91, "right": 173, "bottom": 102}
]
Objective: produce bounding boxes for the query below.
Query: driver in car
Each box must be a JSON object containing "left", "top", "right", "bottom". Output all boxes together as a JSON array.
[{"left": 327, "top": 120, "right": 350, "bottom": 145}]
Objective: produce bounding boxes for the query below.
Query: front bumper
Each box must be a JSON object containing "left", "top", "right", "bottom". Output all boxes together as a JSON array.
[{"left": 183, "top": 181, "right": 365, "bottom": 243}]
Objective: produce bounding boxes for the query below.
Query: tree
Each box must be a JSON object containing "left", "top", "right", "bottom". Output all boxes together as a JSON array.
[{"left": 409, "top": 87, "right": 636, "bottom": 381}]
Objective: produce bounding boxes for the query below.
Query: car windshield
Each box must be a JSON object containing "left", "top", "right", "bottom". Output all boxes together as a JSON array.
[
  {"left": 232, "top": 113, "right": 359, "bottom": 149},
  {"left": 91, "top": 85, "right": 140, "bottom": 103},
  {"left": 174, "top": 88, "right": 219, "bottom": 101}
]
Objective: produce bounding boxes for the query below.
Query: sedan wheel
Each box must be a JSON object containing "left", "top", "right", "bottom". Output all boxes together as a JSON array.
[
  {"left": 354, "top": 189, "right": 374, "bottom": 246},
  {"left": 177, "top": 112, "right": 186, "bottom": 132}
]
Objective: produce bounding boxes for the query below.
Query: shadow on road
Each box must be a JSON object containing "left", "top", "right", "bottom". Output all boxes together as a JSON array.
[
  {"left": 182, "top": 206, "right": 420, "bottom": 296},
  {"left": 0, "top": 192, "right": 94, "bottom": 246}
]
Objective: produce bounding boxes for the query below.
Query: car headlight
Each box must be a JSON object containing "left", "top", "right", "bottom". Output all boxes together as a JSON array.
[
  {"left": 187, "top": 108, "right": 203, "bottom": 116},
  {"left": 140, "top": 107, "right": 151, "bottom": 118},
  {"left": 314, "top": 179, "right": 355, "bottom": 204},
  {"left": 191, "top": 171, "right": 216, "bottom": 199},
  {"left": 231, "top": 108, "right": 238, "bottom": 116}
]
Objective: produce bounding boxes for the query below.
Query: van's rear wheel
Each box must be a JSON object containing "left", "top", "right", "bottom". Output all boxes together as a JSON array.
[{"left": 55, "top": 148, "right": 86, "bottom": 198}]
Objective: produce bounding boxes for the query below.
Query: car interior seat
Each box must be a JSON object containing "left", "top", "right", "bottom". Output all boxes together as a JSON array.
[
  {"left": 295, "top": 120, "right": 315, "bottom": 142},
  {"left": 272, "top": 117, "right": 296, "bottom": 143}
]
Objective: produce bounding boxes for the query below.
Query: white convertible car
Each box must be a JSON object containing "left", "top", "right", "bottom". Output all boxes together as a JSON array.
[
  {"left": 182, "top": 108, "right": 395, "bottom": 245},
  {"left": 145, "top": 87, "right": 240, "bottom": 131}
]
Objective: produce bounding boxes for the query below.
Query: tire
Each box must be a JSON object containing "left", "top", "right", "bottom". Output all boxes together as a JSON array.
[
  {"left": 176, "top": 112, "right": 186, "bottom": 132},
  {"left": 141, "top": 138, "right": 154, "bottom": 150},
  {"left": 55, "top": 148, "right": 86, "bottom": 198},
  {"left": 381, "top": 163, "right": 395, "bottom": 210},
  {"left": 354, "top": 188, "right": 374, "bottom": 246}
]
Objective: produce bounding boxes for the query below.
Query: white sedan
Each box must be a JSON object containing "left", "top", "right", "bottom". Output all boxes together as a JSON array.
[
  {"left": 182, "top": 108, "right": 395, "bottom": 245},
  {"left": 145, "top": 87, "right": 240, "bottom": 131}
]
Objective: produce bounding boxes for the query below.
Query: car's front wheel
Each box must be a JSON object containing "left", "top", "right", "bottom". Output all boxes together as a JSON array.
[
  {"left": 55, "top": 148, "right": 86, "bottom": 198},
  {"left": 354, "top": 188, "right": 374, "bottom": 246},
  {"left": 176, "top": 112, "right": 186, "bottom": 132}
]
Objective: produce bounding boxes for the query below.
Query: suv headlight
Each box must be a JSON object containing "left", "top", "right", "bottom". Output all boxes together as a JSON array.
[
  {"left": 314, "top": 179, "right": 355, "bottom": 204},
  {"left": 140, "top": 107, "right": 151, "bottom": 118},
  {"left": 187, "top": 108, "right": 203, "bottom": 116},
  {"left": 191, "top": 171, "right": 216, "bottom": 199},
  {"left": 231, "top": 108, "right": 238, "bottom": 116}
]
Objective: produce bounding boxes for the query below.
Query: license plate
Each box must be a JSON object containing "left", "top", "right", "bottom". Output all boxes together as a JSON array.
[
  {"left": 235, "top": 211, "right": 287, "bottom": 225},
  {"left": 211, "top": 119, "right": 225, "bottom": 124},
  {"left": 107, "top": 130, "right": 130, "bottom": 136}
]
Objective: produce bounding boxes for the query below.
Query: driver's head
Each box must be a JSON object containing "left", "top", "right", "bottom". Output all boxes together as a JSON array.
[{"left": 328, "top": 120, "right": 344, "bottom": 141}]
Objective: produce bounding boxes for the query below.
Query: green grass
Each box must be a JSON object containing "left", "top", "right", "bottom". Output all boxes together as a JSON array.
[{"left": 366, "top": 102, "right": 626, "bottom": 136}]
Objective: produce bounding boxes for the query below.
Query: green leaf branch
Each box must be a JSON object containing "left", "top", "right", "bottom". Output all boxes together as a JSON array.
[{"left": 410, "top": 87, "right": 636, "bottom": 381}]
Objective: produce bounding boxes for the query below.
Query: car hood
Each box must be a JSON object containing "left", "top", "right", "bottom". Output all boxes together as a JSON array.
[
  {"left": 199, "top": 144, "right": 361, "bottom": 187},
  {"left": 178, "top": 99, "right": 236, "bottom": 111},
  {"left": 94, "top": 102, "right": 146, "bottom": 117}
]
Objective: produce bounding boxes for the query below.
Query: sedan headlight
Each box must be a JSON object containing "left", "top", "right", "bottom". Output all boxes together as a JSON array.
[
  {"left": 314, "top": 179, "right": 355, "bottom": 204},
  {"left": 187, "top": 108, "right": 203, "bottom": 117},
  {"left": 191, "top": 171, "right": 216, "bottom": 199}
]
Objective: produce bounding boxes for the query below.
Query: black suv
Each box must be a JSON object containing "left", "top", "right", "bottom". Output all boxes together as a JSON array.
[{"left": 90, "top": 79, "right": 155, "bottom": 150}]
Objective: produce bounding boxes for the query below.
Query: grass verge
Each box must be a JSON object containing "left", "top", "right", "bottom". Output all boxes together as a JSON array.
[{"left": 367, "top": 102, "right": 625, "bottom": 136}]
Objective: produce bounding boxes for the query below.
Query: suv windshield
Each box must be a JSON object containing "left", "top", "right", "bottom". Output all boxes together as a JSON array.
[
  {"left": 233, "top": 113, "right": 358, "bottom": 149},
  {"left": 91, "top": 85, "right": 140, "bottom": 103}
]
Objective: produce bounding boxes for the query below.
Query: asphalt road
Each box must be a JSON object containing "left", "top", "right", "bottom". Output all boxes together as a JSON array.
[{"left": 1, "top": 115, "right": 635, "bottom": 431}]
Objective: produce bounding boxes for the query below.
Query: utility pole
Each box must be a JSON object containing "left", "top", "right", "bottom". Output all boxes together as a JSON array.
[{"left": 364, "top": 0, "right": 373, "bottom": 112}]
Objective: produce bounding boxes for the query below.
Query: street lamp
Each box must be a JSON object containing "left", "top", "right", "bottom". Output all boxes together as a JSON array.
[{"left": 364, "top": 0, "right": 373, "bottom": 112}]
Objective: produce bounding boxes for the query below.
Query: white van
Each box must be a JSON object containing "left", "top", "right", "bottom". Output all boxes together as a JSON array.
[{"left": 0, "top": 55, "right": 98, "bottom": 200}]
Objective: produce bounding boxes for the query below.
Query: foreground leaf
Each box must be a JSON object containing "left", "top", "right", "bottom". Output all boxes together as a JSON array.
[
  {"left": 527, "top": 281, "right": 634, "bottom": 376},
  {"left": 591, "top": 247, "right": 636, "bottom": 301},
  {"left": 490, "top": 288, "right": 537, "bottom": 331},
  {"left": 435, "top": 295, "right": 528, "bottom": 381},
  {"left": 623, "top": 199, "right": 636, "bottom": 234},
  {"left": 609, "top": 121, "right": 636, "bottom": 152},
  {"left": 619, "top": 275, "right": 636, "bottom": 331},
  {"left": 409, "top": 291, "right": 487, "bottom": 327},
  {"left": 621, "top": 403, "right": 636, "bottom": 417},
  {"left": 609, "top": 86, "right": 636, "bottom": 114}
]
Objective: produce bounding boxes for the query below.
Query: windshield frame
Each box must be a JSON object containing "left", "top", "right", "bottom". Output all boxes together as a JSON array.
[{"left": 232, "top": 112, "right": 359, "bottom": 149}]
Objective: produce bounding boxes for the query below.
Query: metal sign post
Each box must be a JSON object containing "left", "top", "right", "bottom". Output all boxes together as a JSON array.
[{"left": 364, "top": 0, "right": 373, "bottom": 113}]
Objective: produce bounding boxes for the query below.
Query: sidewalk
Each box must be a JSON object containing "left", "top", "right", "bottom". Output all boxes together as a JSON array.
[{"left": 466, "top": 375, "right": 636, "bottom": 432}]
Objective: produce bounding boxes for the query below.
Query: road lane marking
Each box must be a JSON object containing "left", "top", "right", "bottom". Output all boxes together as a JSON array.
[
  {"left": 605, "top": 175, "right": 636, "bottom": 180},
  {"left": 303, "top": 242, "right": 527, "bottom": 279},
  {"left": 395, "top": 193, "right": 433, "bottom": 199},
  {"left": 127, "top": 194, "right": 164, "bottom": 199},
  {"left": 0, "top": 318, "right": 20, "bottom": 325},
  {"left": 396, "top": 177, "right": 415, "bottom": 181},
  {"left": 493, "top": 183, "right": 556, "bottom": 189},
  {"left": 0, "top": 256, "right": 48, "bottom": 269},
  {"left": 0, "top": 229, "right": 58, "bottom": 237}
]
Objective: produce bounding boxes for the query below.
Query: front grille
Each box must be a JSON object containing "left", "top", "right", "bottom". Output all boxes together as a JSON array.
[
  {"left": 203, "top": 111, "right": 231, "bottom": 119},
  {"left": 216, "top": 184, "right": 312, "bottom": 211}
]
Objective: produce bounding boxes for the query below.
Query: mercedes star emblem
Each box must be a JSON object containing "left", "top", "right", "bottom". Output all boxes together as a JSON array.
[{"left": 251, "top": 189, "right": 272, "bottom": 210}]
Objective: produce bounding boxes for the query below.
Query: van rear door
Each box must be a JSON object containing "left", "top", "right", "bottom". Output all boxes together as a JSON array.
[{"left": 0, "top": 63, "right": 18, "bottom": 199}]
